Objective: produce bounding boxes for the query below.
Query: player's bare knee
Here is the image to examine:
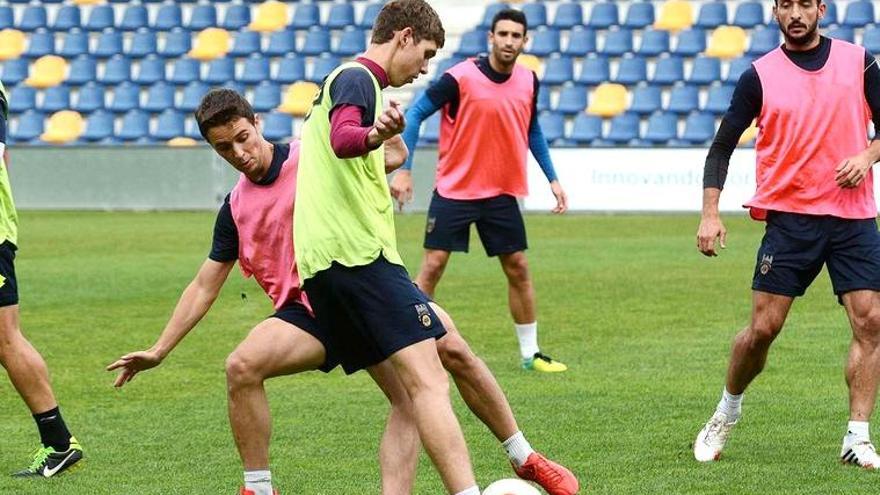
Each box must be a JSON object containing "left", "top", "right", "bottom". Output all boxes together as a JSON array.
[
  {"left": 437, "top": 334, "right": 477, "bottom": 376},
  {"left": 225, "top": 351, "right": 262, "bottom": 388},
  {"left": 851, "top": 307, "right": 880, "bottom": 345},
  {"left": 502, "top": 255, "right": 530, "bottom": 285},
  {"left": 423, "top": 254, "right": 448, "bottom": 280},
  {"left": 745, "top": 322, "right": 781, "bottom": 347}
]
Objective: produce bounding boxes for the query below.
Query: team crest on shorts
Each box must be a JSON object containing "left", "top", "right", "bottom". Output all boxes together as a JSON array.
[
  {"left": 760, "top": 254, "right": 774, "bottom": 275},
  {"left": 415, "top": 303, "right": 432, "bottom": 328},
  {"left": 426, "top": 217, "right": 436, "bottom": 234}
]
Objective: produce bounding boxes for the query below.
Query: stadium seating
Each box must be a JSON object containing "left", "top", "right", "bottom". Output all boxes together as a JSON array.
[
  {"left": 628, "top": 85, "right": 662, "bottom": 115},
  {"left": 695, "top": 2, "right": 728, "bottom": 29},
  {"left": 249, "top": 1, "right": 288, "bottom": 33},
  {"left": 654, "top": 0, "right": 693, "bottom": 32},
  {"left": 624, "top": 2, "right": 655, "bottom": 29},
  {"left": 587, "top": 83, "right": 627, "bottom": 117},
  {"left": 643, "top": 111, "right": 678, "bottom": 144},
  {"left": 189, "top": 28, "right": 232, "bottom": 61},
  {"left": 41, "top": 85, "right": 70, "bottom": 113},
  {"left": 843, "top": 1, "right": 875, "bottom": 27},
  {"left": 41, "top": 110, "right": 84, "bottom": 144},
  {"left": 706, "top": 26, "right": 747, "bottom": 58},
  {"left": 0, "top": 29, "right": 25, "bottom": 61},
  {"left": 637, "top": 29, "right": 670, "bottom": 56},
  {"left": 614, "top": 56, "right": 647, "bottom": 85},
  {"left": 569, "top": 113, "right": 602, "bottom": 144},
  {"left": 681, "top": 112, "right": 717, "bottom": 144},
  {"left": 25, "top": 55, "right": 67, "bottom": 89},
  {"left": 81, "top": 109, "right": 115, "bottom": 142},
  {"left": 542, "top": 56, "right": 574, "bottom": 86}
]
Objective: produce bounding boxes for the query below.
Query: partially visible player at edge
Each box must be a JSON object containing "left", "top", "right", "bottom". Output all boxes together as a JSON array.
[
  {"left": 693, "top": 0, "right": 880, "bottom": 469},
  {"left": 0, "top": 80, "right": 83, "bottom": 478},
  {"left": 391, "top": 9, "right": 570, "bottom": 372}
]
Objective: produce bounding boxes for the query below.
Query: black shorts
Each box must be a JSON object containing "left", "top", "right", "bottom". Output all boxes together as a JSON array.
[
  {"left": 271, "top": 301, "right": 338, "bottom": 373},
  {"left": 0, "top": 240, "right": 19, "bottom": 307},
  {"left": 424, "top": 191, "right": 527, "bottom": 257},
  {"left": 752, "top": 211, "right": 880, "bottom": 298},
  {"left": 302, "top": 256, "right": 446, "bottom": 374}
]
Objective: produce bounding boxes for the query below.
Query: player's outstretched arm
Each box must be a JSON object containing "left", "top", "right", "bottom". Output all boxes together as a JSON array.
[
  {"left": 835, "top": 140, "right": 880, "bottom": 189},
  {"left": 697, "top": 187, "right": 726, "bottom": 257},
  {"left": 392, "top": 92, "right": 445, "bottom": 210},
  {"left": 106, "top": 259, "right": 234, "bottom": 387}
]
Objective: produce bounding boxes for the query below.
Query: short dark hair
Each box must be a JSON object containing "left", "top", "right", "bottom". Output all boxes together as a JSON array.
[
  {"left": 194, "top": 89, "right": 255, "bottom": 141},
  {"left": 491, "top": 8, "right": 528, "bottom": 35},
  {"left": 371, "top": 0, "right": 445, "bottom": 48},
  {"left": 774, "top": 0, "right": 823, "bottom": 5}
]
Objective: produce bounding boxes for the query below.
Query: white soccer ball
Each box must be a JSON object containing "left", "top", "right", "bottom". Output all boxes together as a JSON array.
[{"left": 482, "top": 478, "right": 542, "bottom": 495}]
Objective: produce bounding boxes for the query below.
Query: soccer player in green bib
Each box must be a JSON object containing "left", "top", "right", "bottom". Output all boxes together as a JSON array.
[
  {"left": 0, "top": 81, "right": 83, "bottom": 477},
  {"left": 294, "top": 1, "right": 479, "bottom": 493}
]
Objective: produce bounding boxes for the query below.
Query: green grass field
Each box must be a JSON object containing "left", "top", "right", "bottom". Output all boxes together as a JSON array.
[{"left": 0, "top": 211, "right": 875, "bottom": 494}]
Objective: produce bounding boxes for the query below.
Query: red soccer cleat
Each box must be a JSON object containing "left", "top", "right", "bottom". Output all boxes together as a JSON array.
[
  {"left": 513, "top": 452, "right": 580, "bottom": 495},
  {"left": 239, "top": 489, "right": 278, "bottom": 495}
]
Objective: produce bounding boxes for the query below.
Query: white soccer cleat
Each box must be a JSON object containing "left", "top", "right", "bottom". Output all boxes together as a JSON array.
[
  {"left": 694, "top": 411, "right": 737, "bottom": 462},
  {"left": 840, "top": 436, "right": 880, "bottom": 469}
]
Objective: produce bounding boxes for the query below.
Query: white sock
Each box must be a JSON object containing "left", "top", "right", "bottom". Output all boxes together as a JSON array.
[
  {"left": 515, "top": 321, "right": 539, "bottom": 360},
  {"left": 847, "top": 421, "right": 870, "bottom": 442},
  {"left": 244, "top": 470, "right": 273, "bottom": 495},
  {"left": 502, "top": 431, "right": 536, "bottom": 468},
  {"left": 716, "top": 388, "right": 743, "bottom": 420},
  {"left": 453, "top": 486, "right": 480, "bottom": 495}
]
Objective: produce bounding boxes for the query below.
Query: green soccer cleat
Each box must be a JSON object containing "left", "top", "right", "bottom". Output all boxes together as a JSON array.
[
  {"left": 12, "top": 437, "right": 83, "bottom": 478},
  {"left": 522, "top": 352, "right": 568, "bottom": 372}
]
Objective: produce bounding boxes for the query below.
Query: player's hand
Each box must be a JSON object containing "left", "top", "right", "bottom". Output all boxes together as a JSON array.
[
  {"left": 106, "top": 349, "right": 164, "bottom": 388},
  {"left": 835, "top": 154, "right": 873, "bottom": 189},
  {"left": 697, "top": 214, "right": 727, "bottom": 257},
  {"left": 372, "top": 100, "right": 406, "bottom": 142},
  {"left": 549, "top": 180, "right": 568, "bottom": 214},
  {"left": 390, "top": 170, "right": 414, "bottom": 211}
]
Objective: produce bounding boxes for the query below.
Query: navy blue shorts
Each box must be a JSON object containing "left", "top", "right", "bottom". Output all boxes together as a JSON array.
[
  {"left": 0, "top": 241, "right": 19, "bottom": 307},
  {"left": 424, "top": 191, "right": 527, "bottom": 257},
  {"left": 270, "top": 301, "right": 338, "bottom": 373},
  {"left": 302, "top": 256, "right": 446, "bottom": 374},
  {"left": 752, "top": 211, "right": 880, "bottom": 298}
]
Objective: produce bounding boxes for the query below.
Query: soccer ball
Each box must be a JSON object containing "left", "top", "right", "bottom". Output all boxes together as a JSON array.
[{"left": 482, "top": 478, "right": 542, "bottom": 495}]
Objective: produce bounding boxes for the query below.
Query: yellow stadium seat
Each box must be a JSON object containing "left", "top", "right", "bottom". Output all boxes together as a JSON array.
[
  {"left": 249, "top": 1, "right": 289, "bottom": 33},
  {"left": 706, "top": 26, "right": 748, "bottom": 59},
  {"left": 278, "top": 81, "right": 320, "bottom": 116},
  {"left": 167, "top": 137, "right": 199, "bottom": 147},
  {"left": 73, "top": 0, "right": 105, "bottom": 5},
  {"left": 189, "top": 28, "right": 231, "bottom": 61},
  {"left": 516, "top": 54, "right": 542, "bottom": 73},
  {"left": 739, "top": 121, "right": 758, "bottom": 145},
  {"left": 654, "top": 0, "right": 694, "bottom": 31},
  {"left": 587, "top": 83, "right": 628, "bottom": 117},
  {"left": 25, "top": 55, "right": 68, "bottom": 89},
  {"left": 0, "top": 29, "right": 26, "bottom": 61},
  {"left": 41, "top": 111, "right": 85, "bottom": 144}
]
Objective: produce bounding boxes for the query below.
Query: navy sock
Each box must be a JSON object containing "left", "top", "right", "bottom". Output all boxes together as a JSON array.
[{"left": 33, "top": 406, "right": 72, "bottom": 451}]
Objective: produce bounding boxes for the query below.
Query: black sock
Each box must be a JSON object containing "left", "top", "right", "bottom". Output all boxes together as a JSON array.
[{"left": 33, "top": 406, "right": 72, "bottom": 451}]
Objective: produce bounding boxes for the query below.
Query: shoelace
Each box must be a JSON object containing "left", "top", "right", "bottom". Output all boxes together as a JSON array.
[
  {"left": 705, "top": 416, "right": 731, "bottom": 444},
  {"left": 533, "top": 352, "right": 556, "bottom": 363},
  {"left": 524, "top": 457, "right": 565, "bottom": 485},
  {"left": 26, "top": 447, "right": 52, "bottom": 472}
]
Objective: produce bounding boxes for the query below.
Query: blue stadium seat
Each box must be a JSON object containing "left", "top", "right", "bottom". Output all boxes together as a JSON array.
[
  {"left": 629, "top": 85, "right": 662, "bottom": 115},
  {"left": 265, "top": 30, "right": 297, "bottom": 56},
  {"left": 688, "top": 56, "right": 721, "bottom": 86},
  {"left": 300, "top": 29, "right": 331, "bottom": 56},
  {"left": 309, "top": 55, "right": 341, "bottom": 83},
  {"left": 335, "top": 28, "right": 366, "bottom": 57},
  {"left": 564, "top": 28, "right": 596, "bottom": 57},
  {"left": 820, "top": 1, "right": 838, "bottom": 27},
  {"left": 169, "top": 57, "right": 201, "bottom": 85},
  {"left": 274, "top": 54, "right": 306, "bottom": 84},
  {"left": 160, "top": 29, "right": 192, "bottom": 58},
  {"left": 681, "top": 112, "right": 716, "bottom": 144},
  {"left": 863, "top": 26, "right": 880, "bottom": 54},
  {"left": 673, "top": 28, "right": 706, "bottom": 56},
  {"left": 60, "top": 30, "right": 90, "bottom": 58},
  {"left": 143, "top": 81, "right": 175, "bottom": 112},
  {"left": 133, "top": 55, "right": 166, "bottom": 85},
  {"left": 129, "top": 30, "right": 158, "bottom": 58},
  {"left": 555, "top": 85, "right": 587, "bottom": 115},
  {"left": 843, "top": 0, "right": 875, "bottom": 27},
  {"left": 19, "top": 6, "right": 48, "bottom": 31},
  {"left": 542, "top": 56, "right": 574, "bottom": 86},
  {"left": 606, "top": 113, "right": 640, "bottom": 144},
  {"left": 479, "top": 3, "right": 509, "bottom": 30},
  {"left": 73, "top": 82, "right": 105, "bottom": 113},
  {"left": 576, "top": 56, "right": 611, "bottom": 86},
  {"left": 359, "top": 3, "right": 382, "bottom": 29},
  {"left": 252, "top": 81, "right": 281, "bottom": 112},
  {"left": 291, "top": 4, "right": 321, "bottom": 30},
  {"left": 667, "top": 85, "right": 699, "bottom": 114},
  {"left": 601, "top": 29, "right": 633, "bottom": 56},
  {"left": 179, "top": 81, "right": 209, "bottom": 112},
  {"left": 118, "top": 109, "right": 150, "bottom": 141},
  {"left": 530, "top": 29, "right": 560, "bottom": 57},
  {"left": 204, "top": 57, "right": 236, "bottom": 84},
  {"left": 86, "top": 5, "right": 115, "bottom": 32},
  {"left": 154, "top": 4, "right": 183, "bottom": 31},
  {"left": 553, "top": 2, "right": 584, "bottom": 29},
  {"left": 229, "top": 30, "right": 261, "bottom": 58},
  {"left": 588, "top": 2, "right": 619, "bottom": 29},
  {"left": 327, "top": 3, "right": 355, "bottom": 29},
  {"left": 826, "top": 26, "right": 855, "bottom": 43},
  {"left": 419, "top": 113, "right": 440, "bottom": 144},
  {"left": 8, "top": 85, "right": 36, "bottom": 113},
  {"left": 538, "top": 111, "right": 565, "bottom": 144},
  {"left": 696, "top": 2, "right": 728, "bottom": 29},
  {"left": 52, "top": 5, "right": 81, "bottom": 31},
  {"left": 651, "top": 56, "right": 684, "bottom": 86},
  {"left": 120, "top": 5, "right": 149, "bottom": 31},
  {"left": 748, "top": 27, "right": 780, "bottom": 57},
  {"left": 0, "top": 7, "right": 13, "bottom": 30},
  {"left": 522, "top": 3, "right": 547, "bottom": 28},
  {"left": 733, "top": 2, "right": 765, "bottom": 28},
  {"left": 11, "top": 110, "right": 45, "bottom": 142},
  {"left": 456, "top": 30, "right": 486, "bottom": 57},
  {"left": 94, "top": 31, "right": 124, "bottom": 59},
  {"left": 1, "top": 59, "right": 29, "bottom": 86},
  {"left": 614, "top": 56, "right": 647, "bottom": 85},
  {"left": 262, "top": 112, "right": 293, "bottom": 141},
  {"left": 108, "top": 81, "right": 140, "bottom": 112},
  {"left": 725, "top": 56, "right": 754, "bottom": 85},
  {"left": 239, "top": 55, "right": 271, "bottom": 84},
  {"left": 704, "top": 84, "right": 735, "bottom": 115},
  {"left": 222, "top": 4, "right": 251, "bottom": 30},
  {"left": 536, "top": 86, "right": 550, "bottom": 112},
  {"left": 643, "top": 112, "right": 678, "bottom": 144},
  {"left": 188, "top": 5, "right": 217, "bottom": 31},
  {"left": 68, "top": 55, "right": 97, "bottom": 85},
  {"left": 152, "top": 109, "right": 185, "bottom": 141},
  {"left": 624, "top": 2, "right": 655, "bottom": 29},
  {"left": 570, "top": 113, "right": 603, "bottom": 144},
  {"left": 25, "top": 30, "right": 55, "bottom": 58},
  {"left": 637, "top": 29, "right": 670, "bottom": 56},
  {"left": 81, "top": 109, "right": 114, "bottom": 141},
  {"left": 101, "top": 56, "right": 132, "bottom": 85}
]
